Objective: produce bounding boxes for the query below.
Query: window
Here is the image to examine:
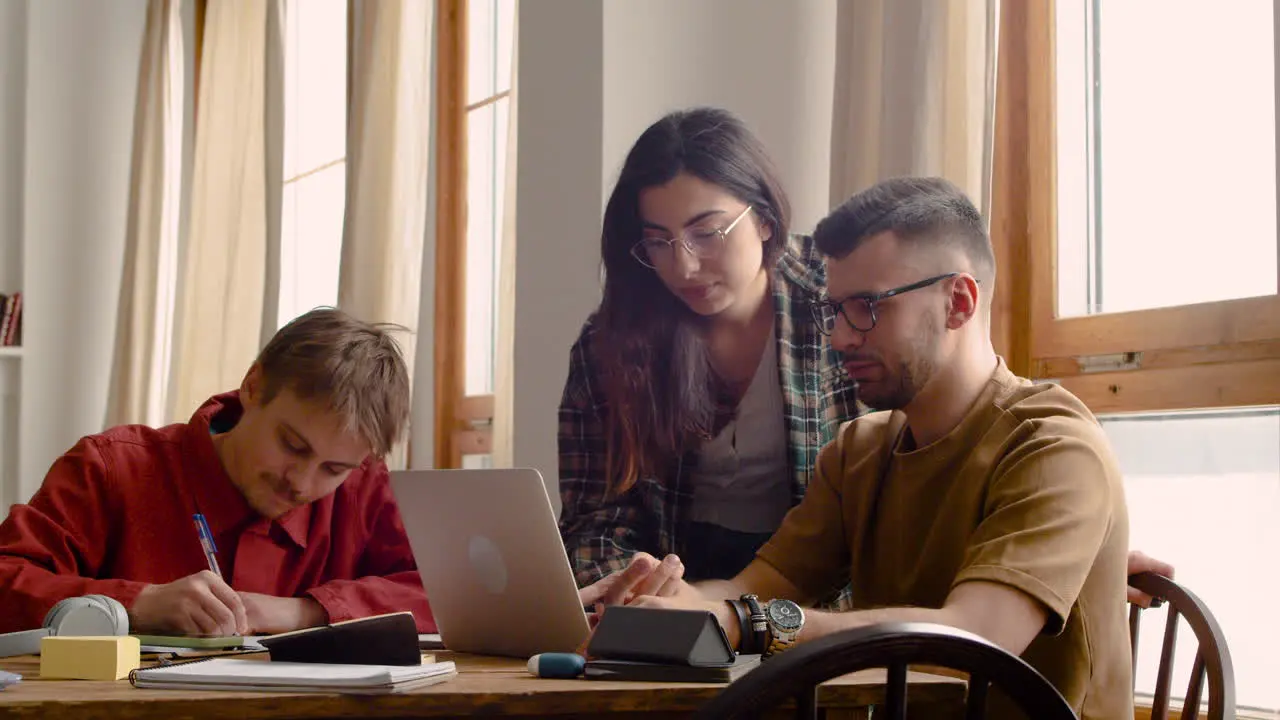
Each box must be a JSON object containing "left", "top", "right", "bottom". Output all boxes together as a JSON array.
[
  {"left": 434, "top": 0, "right": 515, "bottom": 467},
  {"left": 1016, "top": 0, "right": 1280, "bottom": 416},
  {"left": 1055, "top": 0, "right": 1277, "bottom": 318},
  {"left": 993, "top": 0, "right": 1280, "bottom": 408},
  {"left": 277, "top": 0, "right": 347, "bottom": 329},
  {"left": 1105, "top": 408, "right": 1279, "bottom": 711},
  {"left": 464, "top": 0, "right": 514, "bottom": 398},
  {"left": 994, "top": 1, "right": 1280, "bottom": 713}
]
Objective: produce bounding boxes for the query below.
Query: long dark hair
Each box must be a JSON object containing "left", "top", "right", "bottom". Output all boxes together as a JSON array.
[{"left": 595, "top": 107, "right": 792, "bottom": 496}]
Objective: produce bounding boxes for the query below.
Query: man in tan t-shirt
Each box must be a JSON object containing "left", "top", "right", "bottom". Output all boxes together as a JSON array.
[{"left": 579, "top": 177, "right": 1133, "bottom": 719}]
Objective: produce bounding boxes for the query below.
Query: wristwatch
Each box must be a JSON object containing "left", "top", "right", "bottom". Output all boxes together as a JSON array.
[{"left": 763, "top": 598, "right": 805, "bottom": 658}]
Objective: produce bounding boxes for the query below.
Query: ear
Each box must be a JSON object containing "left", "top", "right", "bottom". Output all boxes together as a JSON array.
[
  {"left": 756, "top": 215, "right": 774, "bottom": 243},
  {"left": 944, "top": 274, "right": 981, "bottom": 330},
  {"left": 240, "top": 363, "right": 264, "bottom": 407}
]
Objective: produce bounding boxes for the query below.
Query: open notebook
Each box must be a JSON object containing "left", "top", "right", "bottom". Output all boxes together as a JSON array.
[{"left": 129, "top": 658, "right": 457, "bottom": 694}]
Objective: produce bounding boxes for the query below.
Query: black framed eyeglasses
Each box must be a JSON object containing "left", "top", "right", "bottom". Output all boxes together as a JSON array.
[
  {"left": 629, "top": 205, "right": 754, "bottom": 269},
  {"left": 811, "top": 272, "right": 962, "bottom": 335}
]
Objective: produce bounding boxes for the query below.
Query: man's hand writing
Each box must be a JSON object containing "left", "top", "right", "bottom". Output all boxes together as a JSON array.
[{"left": 129, "top": 570, "right": 248, "bottom": 636}]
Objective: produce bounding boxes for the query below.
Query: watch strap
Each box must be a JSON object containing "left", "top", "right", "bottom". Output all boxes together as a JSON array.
[{"left": 764, "top": 632, "right": 794, "bottom": 659}]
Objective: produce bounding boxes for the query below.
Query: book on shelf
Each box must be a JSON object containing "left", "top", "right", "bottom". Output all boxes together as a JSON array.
[{"left": 0, "top": 292, "right": 22, "bottom": 347}]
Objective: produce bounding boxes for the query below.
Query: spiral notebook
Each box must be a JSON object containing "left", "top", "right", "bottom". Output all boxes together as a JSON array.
[{"left": 129, "top": 657, "right": 457, "bottom": 694}]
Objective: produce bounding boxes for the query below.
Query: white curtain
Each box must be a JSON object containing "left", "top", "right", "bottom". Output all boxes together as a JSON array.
[
  {"left": 168, "top": 0, "right": 285, "bottom": 422},
  {"left": 830, "top": 0, "right": 1000, "bottom": 216},
  {"left": 490, "top": 4, "right": 518, "bottom": 468},
  {"left": 339, "top": 0, "right": 435, "bottom": 470},
  {"left": 106, "top": 0, "right": 185, "bottom": 428}
]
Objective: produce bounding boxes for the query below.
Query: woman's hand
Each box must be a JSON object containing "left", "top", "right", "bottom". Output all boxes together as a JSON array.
[{"left": 579, "top": 552, "right": 691, "bottom": 608}]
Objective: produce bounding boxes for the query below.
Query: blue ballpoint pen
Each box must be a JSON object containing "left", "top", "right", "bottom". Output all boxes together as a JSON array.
[{"left": 192, "top": 513, "right": 224, "bottom": 580}]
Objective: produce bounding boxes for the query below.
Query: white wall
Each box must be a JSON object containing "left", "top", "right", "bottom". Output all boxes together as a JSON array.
[
  {"left": 513, "top": 0, "right": 605, "bottom": 510},
  {"left": 0, "top": 0, "right": 28, "bottom": 512},
  {"left": 18, "top": 0, "right": 147, "bottom": 500},
  {"left": 602, "top": 0, "right": 837, "bottom": 234},
  {"left": 0, "top": 0, "right": 25, "bottom": 291},
  {"left": 409, "top": 7, "right": 441, "bottom": 470},
  {"left": 513, "top": 1, "right": 837, "bottom": 511}
]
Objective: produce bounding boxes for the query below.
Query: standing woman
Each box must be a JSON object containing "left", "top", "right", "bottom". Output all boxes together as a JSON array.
[{"left": 558, "top": 107, "right": 860, "bottom": 588}]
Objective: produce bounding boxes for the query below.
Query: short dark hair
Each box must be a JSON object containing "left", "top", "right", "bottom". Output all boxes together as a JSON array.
[{"left": 813, "top": 177, "right": 995, "bottom": 286}]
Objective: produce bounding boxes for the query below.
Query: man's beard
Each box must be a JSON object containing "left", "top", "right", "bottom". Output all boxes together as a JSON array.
[{"left": 855, "top": 314, "right": 941, "bottom": 411}]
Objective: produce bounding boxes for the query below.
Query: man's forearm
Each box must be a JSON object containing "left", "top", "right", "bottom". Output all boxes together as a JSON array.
[
  {"left": 0, "top": 560, "right": 148, "bottom": 634},
  {"left": 305, "top": 572, "right": 436, "bottom": 631},
  {"left": 692, "top": 578, "right": 749, "bottom": 601},
  {"left": 796, "top": 581, "right": 1047, "bottom": 656},
  {"left": 691, "top": 579, "right": 758, "bottom": 651},
  {"left": 799, "top": 606, "right": 950, "bottom": 644},
  {"left": 711, "top": 604, "right": 956, "bottom": 655}
]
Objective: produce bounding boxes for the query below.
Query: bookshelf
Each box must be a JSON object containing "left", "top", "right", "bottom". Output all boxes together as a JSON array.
[{"left": 0, "top": 347, "right": 22, "bottom": 358}]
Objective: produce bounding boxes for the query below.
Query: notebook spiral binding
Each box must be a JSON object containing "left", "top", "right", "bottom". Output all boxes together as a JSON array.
[
  {"left": 128, "top": 648, "right": 267, "bottom": 688},
  {"left": 129, "top": 656, "right": 215, "bottom": 687}
]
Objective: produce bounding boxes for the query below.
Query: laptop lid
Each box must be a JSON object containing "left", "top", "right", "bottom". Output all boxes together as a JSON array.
[{"left": 389, "top": 468, "right": 590, "bottom": 658}]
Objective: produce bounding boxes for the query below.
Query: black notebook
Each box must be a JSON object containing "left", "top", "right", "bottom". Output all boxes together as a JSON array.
[
  {"left": 258, "top": 611, "right": 421, "bottom": 666},
  {"left": 586, "top": 606, "right": 735, "bottom": 665},
  {"left": 584, "top": 606, "right": 760, "bottom": 683}
]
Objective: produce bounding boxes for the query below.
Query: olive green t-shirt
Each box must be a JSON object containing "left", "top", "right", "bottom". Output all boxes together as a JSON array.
[{"left": 756, "top": 360, "right": 1132, "bottom": 720}]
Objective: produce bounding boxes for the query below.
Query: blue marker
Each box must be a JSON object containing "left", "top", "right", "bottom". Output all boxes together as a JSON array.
[
  {"left": 193, "top": 513, "right": 224, "bottom": 580},
  {"left": 527, "top": 653, "right": 586, "bottom": 679}
]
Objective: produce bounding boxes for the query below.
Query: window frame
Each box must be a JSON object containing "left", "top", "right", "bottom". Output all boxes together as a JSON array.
[
  {"left": 995, "top": 5, "right": 1280, "bottom": 712},
  {"left": 434, "top": 0, "right": 497, "bottom": 468},
  {"left": 991, "top": 0, "right": 1280, "bottom": 414}
]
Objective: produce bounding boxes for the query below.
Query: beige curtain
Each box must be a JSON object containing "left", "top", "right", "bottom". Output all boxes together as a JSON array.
[
  {"left": 168, "top": 0, "right": 285, "bottom": 422},
  {"left": 106, "top": 0, "right": 185, "bottom": 428},
  {"left": 490, "top": 5, "right": 518, "bottom": 468},
  {"left": 830, "top": 0, "right": 1000, "bottom": 216},
  {"left": 339, "top": 0, "right": 435, "bottom": 470}
]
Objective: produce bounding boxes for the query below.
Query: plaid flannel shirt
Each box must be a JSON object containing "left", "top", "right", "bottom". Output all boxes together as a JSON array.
[{"left": 557, "top": 233, "right": 863, "bottom": 588}]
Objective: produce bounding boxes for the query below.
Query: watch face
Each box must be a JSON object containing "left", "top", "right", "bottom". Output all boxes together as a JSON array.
[{"left": 767, "top": 599, "right": 803, "bottom": 632}]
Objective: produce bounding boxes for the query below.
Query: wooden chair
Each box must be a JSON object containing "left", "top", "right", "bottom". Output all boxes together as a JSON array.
[
  {"left": 695, "top": 621, "right": 1077, "bottom": 720},
  {"left": 1128, "top": 572, "right": 1235, "bottom": 720}
]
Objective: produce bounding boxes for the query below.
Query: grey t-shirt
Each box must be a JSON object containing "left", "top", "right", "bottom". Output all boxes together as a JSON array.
[{"left": 689, "top": 329, "right": 791, "bottom": 534}]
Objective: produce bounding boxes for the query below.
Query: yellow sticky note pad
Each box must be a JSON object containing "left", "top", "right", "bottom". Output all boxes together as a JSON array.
[{"left": 40, "top": 636, "right": 141, "bottom": 681}]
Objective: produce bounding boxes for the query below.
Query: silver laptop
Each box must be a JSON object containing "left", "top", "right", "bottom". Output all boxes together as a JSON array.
[{"left": 389, "top": 468, "right": 591, "bottom": 658}]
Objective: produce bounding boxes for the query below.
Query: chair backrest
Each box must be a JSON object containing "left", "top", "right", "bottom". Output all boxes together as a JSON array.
[
  {"left": 695, "top": 621, "right": 1078, "bottom": 720},
  {"left": 1128, "top": 572, "right": 1235, "bottom": 720}
]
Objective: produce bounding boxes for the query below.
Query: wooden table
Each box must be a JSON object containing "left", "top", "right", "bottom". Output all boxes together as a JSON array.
[{"left": 0, "top": 651, "right": 965, "bottom": 719}]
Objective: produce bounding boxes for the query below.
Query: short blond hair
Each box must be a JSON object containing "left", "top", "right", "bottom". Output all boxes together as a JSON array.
[{"left": 255, "top": 307, "right": 410, "bottom": 458}]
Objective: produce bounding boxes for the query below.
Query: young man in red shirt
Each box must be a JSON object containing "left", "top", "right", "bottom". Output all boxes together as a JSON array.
[{"left": 0, "top": 308, "right": 433, "bottom": 635}]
